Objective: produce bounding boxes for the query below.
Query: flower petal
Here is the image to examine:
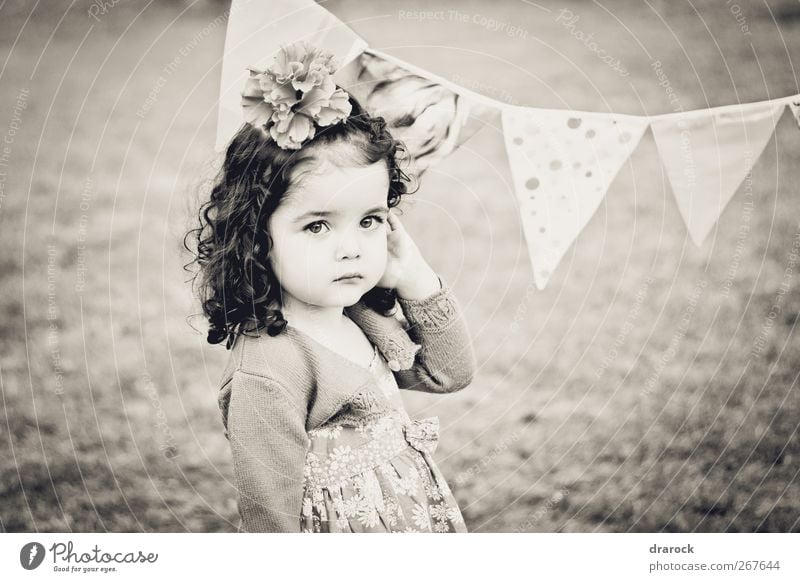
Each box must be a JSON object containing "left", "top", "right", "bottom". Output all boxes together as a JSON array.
[
  {"left": 241, "top": 74, "right": 265, "bottom": 99},
  {"left": 288, "top": 113, "right": 315, "bottom": 141},
  {"left": 272, "top": 45, "right": 305, "bottom": 83},
  {"left": 266, "top": 81, "right": 299, "bottom": 110},
  {"left": 315, "top": 88, "right": 352, "bottom": 126},
  {"left": 241, "top": 98, "right": 274, "bottom": 127},
  {"left": 269, "top": 112, "right": 315, "bottom": 149},
  {"left": 296, "top": 82, "right": 335, "bottom": 118}
]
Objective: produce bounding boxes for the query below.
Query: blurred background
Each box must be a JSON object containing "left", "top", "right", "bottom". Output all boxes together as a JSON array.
[{"left": 0, "top": 0, "right": 798, "bottom": 532}]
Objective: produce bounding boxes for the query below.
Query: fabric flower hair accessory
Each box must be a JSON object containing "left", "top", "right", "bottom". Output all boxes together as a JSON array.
[{"left": 240, "top": 41, "right": 353, "bottom": 150}]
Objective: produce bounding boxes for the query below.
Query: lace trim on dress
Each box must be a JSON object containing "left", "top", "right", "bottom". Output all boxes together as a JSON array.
[
  {"left": 313, "top": 348, "right": 393, "bottom": 430},
  {"left": 324, "top": 389, "right": 390, "bottom": 428}
]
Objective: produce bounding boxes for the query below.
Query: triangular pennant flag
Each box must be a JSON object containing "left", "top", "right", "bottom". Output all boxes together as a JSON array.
[
  {"left": 502, "top": 107, "right": 648, "bottom": 289},
  {"left": 215, "top": 0, "right": 367, "bottom": 151},
  {"left": 651, "top": 101, "right": 784, "bottom": 246},
  {"left": 789, "top": 97, "right": 800, "bottom": 128},
  {"left": 335, "top": 49, "right": 501, "bottom": 175}
]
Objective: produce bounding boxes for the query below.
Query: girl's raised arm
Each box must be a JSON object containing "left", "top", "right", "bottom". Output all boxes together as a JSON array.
[{"left": 393, "top": 276, "right": 477, "bottom": 394}]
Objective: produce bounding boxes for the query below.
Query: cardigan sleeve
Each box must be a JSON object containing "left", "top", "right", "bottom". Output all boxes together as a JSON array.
[
  {"left": 393, "top": 276, "right": 477, "bottom": 394},
  {"left": 225, "top": 370, "right": 309, "bottom": 533}
]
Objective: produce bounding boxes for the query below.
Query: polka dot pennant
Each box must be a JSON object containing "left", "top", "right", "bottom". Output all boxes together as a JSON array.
[{"left": 502, "top": 107, "right": 649, "bottom": 290}]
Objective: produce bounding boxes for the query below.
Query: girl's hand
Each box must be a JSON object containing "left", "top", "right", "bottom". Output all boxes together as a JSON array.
[{"left": 377, "top": 208, "right": 442, "bottom": 301}]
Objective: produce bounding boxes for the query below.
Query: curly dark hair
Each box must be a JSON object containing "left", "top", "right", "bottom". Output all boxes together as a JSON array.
[{"left": 185, "top": 94, "right": 416, "bottom": 348}]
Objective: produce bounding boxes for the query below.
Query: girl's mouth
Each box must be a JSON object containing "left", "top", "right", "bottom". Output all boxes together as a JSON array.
[{"left": 334, "top": 273, "right": 363, "bottom": 282}]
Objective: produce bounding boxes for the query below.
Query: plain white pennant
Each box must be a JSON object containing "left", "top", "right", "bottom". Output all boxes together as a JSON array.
[{"left": 650, "top": 101, "right": 785, "bottom": 246}]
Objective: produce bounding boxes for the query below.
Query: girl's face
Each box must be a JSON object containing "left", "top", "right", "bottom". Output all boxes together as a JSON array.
[{"left": 267, "top": 158, "right": 391, "bottom": 311}]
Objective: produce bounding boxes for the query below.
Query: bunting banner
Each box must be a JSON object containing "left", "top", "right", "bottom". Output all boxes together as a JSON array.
[{"left": 215, "top": 0, "right": 800, "bottom": 289}]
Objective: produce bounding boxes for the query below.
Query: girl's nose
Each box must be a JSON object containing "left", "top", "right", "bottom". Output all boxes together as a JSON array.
[{"left": 336, "top": 227, "right": 361, "bottom": 260}]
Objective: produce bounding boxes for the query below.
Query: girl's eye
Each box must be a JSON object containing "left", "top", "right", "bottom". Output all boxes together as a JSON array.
[
  {"left": 305, "top": 221, "right": 329, "bottom": 235},
  {"left": 361, "top": 215, "right": 386, "bottom": 230}
]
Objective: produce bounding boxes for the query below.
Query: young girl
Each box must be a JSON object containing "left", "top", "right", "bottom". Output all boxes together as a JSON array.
[{"left": 188, "top": 42, "right": 476, "bottom": 533}]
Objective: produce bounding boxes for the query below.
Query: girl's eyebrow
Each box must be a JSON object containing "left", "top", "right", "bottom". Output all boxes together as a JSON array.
[
  {"left": 362, "top": 205, "right": 390, "bottom": 215},
  {"left": 293, "top": 206, "right": 389, "bottom": 223}
]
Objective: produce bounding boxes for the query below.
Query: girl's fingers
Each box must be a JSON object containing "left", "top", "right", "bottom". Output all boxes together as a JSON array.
[{"left": 387, "top": 209, "right": 404, "bottom": 232}]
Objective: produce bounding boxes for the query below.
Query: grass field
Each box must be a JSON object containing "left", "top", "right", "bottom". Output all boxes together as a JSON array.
[{"left": 1, "top": 0, "right": 799, "bottom": 532}]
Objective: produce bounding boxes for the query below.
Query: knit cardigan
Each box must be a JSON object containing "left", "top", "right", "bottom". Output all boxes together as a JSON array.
[{"left": 217, "top": 275, "right": 477, "bottom": 533}]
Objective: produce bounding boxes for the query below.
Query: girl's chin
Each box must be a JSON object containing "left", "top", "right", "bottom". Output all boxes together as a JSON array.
[
  {"left": 331, "top": 279, "right": 367, "bottom": 296},
  {"left": 304, "top": 278, "right": 366, "bottom": 303}
]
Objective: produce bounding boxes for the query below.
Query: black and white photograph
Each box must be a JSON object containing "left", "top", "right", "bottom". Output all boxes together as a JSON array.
[{"left": 1, "top": 0, "right": 799, "bottom": 575}]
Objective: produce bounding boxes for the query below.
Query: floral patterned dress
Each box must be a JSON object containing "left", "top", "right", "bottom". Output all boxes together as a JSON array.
[{"left": 300, "top": 344, "right": 467, "bottom": 533}]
